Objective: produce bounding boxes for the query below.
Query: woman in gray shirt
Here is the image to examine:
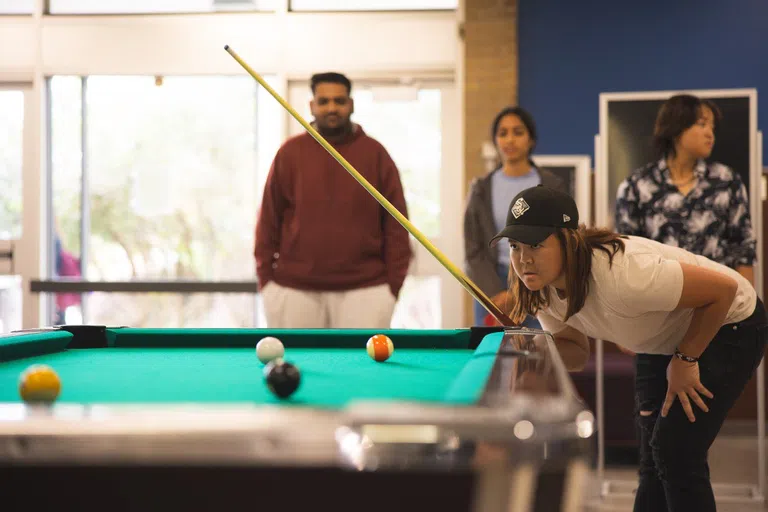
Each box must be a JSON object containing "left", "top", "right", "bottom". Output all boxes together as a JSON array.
[{"left": 463, "top": 106, "right": 567, "bottom": 326}]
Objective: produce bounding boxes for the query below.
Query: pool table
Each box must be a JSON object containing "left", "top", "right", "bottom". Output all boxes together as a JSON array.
[{"left": 0, "top": 325, "right": 594, "bottom": 512}]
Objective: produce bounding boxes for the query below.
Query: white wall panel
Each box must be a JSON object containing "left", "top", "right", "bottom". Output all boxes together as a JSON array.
[
  {"left": 0, "top": 18, "right": 37, "bottom": 75},
  {"left": 29, "top": 12, "right": 457, "bottom": 75}
]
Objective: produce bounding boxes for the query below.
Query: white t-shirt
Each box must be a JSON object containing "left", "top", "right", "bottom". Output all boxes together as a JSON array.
[{"left": 536, "top": 236, "right": 756, "bottom": 355}]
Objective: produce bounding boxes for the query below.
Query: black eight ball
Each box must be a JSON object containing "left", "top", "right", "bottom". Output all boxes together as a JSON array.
[{"left": 264, "top": 359, "right": 301, "bottom": 398}]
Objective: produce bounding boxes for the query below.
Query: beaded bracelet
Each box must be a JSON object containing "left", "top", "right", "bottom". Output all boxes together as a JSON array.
[{"left": 674, "top": 348, "right": 699, "bottom": 363}]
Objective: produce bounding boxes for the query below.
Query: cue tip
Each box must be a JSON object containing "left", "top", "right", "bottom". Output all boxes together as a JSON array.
[{"left": 224, "top": 44, "right": 230, "bottom": 50}]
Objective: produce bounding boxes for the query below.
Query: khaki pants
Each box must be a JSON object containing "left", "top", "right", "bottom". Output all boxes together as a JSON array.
[{"left": 261, "top": 282, "right": 396, "bottom": 329}]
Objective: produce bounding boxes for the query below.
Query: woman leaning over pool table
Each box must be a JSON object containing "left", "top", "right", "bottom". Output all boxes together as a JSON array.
[{"left": 489, "top": 184, "right": 767, "bottom": 512}]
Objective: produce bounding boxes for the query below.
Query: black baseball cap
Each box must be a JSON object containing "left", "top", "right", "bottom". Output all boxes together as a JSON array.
[{"left": 489, "top": 185, "right": 579, "bottom": 246}]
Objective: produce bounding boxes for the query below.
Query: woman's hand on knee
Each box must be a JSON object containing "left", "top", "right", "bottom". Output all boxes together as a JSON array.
[{"left": 662, "top": 357, "right": 714, "bottom": 422}]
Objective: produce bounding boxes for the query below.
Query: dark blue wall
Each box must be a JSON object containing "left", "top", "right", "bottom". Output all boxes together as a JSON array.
[{"left": 518, "top": 0, "right": 767, "bottom": 166}]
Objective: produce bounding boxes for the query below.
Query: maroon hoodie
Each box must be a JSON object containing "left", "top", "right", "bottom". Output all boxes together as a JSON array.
[{"left": 254, "top": 124, "right": 413, "bottom": 297}]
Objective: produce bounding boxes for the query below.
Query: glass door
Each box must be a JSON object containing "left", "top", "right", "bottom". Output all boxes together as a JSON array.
[
  {"left": 46, "top": 75, "right": 284, "bottom": 327},
  {"left": 0, "top": 83, "right": 33, "bottom": 332}
]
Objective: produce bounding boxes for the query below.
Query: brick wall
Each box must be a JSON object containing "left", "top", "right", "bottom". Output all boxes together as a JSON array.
[{"left": 462, "top": 0, "right": 518, "bottom": 324}]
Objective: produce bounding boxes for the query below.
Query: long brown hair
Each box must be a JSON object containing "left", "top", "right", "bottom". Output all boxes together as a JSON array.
[{"left": 507, "top": 225, "right": 627, "bottom": 324}]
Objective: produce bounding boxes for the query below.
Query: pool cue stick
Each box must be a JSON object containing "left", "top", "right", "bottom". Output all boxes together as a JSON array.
[{"left": 224, "top": 45, "right": 515, "bottom": 327}]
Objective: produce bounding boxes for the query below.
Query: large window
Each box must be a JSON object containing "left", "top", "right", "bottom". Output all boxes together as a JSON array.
[
  {"left": 48, "top": 0, "right": 277, "bottom": 14},
  {"left": 49, "top": 75, "right": 282, "bottom": 327},
  {"left": 0, "top": 89, "right": 24, "bottom": 240},
  {"left": 48, "top": 74, "right": 454, "bottom": 329},
  {"left": 4, "top": 3, "right": 463, "bottom": 331},
  {"left": 0, "top": 86, "right": 25, "bottom": 333}
]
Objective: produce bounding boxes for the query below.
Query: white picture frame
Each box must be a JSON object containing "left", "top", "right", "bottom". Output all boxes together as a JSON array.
[
  {"left": 533, "top": 154, "right": 593, "bottom": 226},
  {"left": 595, "top": 88, "right": 764, "bottom": 504}
]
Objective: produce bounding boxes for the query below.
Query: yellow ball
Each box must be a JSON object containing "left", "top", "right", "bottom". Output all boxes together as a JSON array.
[{"left": 19, "top": 364, "right": 61, "bottom": 403}]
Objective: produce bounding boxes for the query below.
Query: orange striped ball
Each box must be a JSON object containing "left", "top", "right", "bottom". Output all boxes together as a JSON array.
[{"left": 366, "top": 334, "right": 394, "bottom": 362}]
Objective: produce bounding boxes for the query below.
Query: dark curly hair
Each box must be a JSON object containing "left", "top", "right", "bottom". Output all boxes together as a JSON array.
[{"left": 310, "top": 72, "right": 352, "bottom": 95}]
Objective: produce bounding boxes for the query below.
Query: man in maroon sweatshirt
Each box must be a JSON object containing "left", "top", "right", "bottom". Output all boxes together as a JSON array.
[{"left": 254, "top": 72, "right": 413, "bottom": 328}]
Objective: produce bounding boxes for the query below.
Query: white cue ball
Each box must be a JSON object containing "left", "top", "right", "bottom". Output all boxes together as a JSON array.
[{"left": 256, "top": 336, "right": 285, "bottom": 364}]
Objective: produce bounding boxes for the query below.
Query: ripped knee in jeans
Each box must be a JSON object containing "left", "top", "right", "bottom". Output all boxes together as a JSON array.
[
  {"left": 637, "top": 410, "right": 658, "bottom": 445},
  {"left": 637, "top": 405, "right": 658, "bottom": 423},
  {"left": 636, "top": 408, "right": 659, "bottom": 476}
]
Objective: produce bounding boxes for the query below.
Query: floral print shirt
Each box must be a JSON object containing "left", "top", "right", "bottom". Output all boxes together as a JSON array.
[{"left": 615, "top": 158, "right": 756, "bottom": 269}]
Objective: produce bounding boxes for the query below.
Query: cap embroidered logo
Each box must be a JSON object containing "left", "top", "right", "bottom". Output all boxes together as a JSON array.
[
  {"left": 563, "top": 214, "right": 571, "bottom": 222},
  {"left": 511, "top": 198, "right": 530, "bottom": 219}
]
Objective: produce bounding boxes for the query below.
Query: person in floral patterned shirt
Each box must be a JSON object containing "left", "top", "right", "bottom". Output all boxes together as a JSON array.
[
  {"left": 615, "top": 94, "right": 756, "bottom": 284},
  {"left": 614, "top": 94, "right": 758, "bottom": 509}
]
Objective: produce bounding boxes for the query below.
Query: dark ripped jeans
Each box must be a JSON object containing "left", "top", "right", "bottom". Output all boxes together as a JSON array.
[{"left": 633, "top": 299, "right": 767, "bottom": 512}]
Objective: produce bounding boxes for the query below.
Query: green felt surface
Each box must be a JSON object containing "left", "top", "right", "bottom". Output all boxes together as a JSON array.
[
  {"left": 0, "top": 329, "right": 503, "bottom": 407},
  {"left": 0, "top": 347, "right": 497, "bottom": 407}
]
